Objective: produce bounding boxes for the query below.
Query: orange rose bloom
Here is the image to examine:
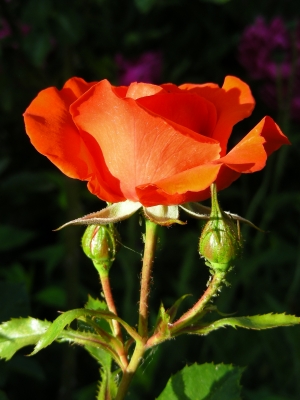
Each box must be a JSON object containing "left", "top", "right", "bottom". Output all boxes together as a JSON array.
[{"left": 23, "top": 76, "right": 289, "bottom": 207}]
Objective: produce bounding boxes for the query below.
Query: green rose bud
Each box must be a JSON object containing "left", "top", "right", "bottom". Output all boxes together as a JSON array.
[
  {"left": 82, "top": 224, "right": 118, "bottom": 275},
  {"left": 199, "top": 184, "right": 242, "bottom": 273}
]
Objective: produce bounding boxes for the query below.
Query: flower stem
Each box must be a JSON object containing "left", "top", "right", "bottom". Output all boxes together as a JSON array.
[
  {"left": 138, "top": 219, "right": 158, "bottom": 338},
  {"left": 115, "top": 342, "right": 145, "bottom": 400},
  {"left": 115, "top": 219, "right": 158, "bottom": 400},
  {"left": 97, "top": 264, "right": 127, "bottom": 369},
  {"left": 170, "top": 271, "right": 226, "bottom": 334}
]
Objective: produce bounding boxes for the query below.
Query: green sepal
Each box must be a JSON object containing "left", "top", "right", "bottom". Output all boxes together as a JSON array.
[
  {"left": 0, "top": 317, "right": 50, "bottom": 360},
  {"left": 156, "top": 362, "right": 244, "bottom": 400},
  {"left": 189, "top": 313, "right": 300, "bottom": 335}
]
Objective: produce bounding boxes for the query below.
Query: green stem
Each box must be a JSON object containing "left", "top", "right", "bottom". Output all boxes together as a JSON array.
[
  {"left": 115, "top": 342, "right": 145, "bottom": 400},
  {"left": 115, "top": 219, "right": 158, "bottom": 400},
  {"left": 138, "top": 219, "right": 158, "bottom": 338},
  {"left": 170, "top": 271, "right": 226, "bottom": 335}
]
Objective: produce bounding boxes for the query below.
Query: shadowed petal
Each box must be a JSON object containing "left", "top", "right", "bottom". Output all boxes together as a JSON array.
[
  {"left": 180, "top": 76, "right": 255, "bottom": 154},
  {"left": 137, "top": 92, "right": 217, "bottom": 138}
]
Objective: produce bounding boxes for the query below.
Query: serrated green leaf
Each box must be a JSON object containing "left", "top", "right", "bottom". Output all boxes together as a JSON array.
[
  {"left": 98, "top": 366, "right": 118, "bottom": 400},
  {"left": 32, "top": 308, "right": 140, "bottom": 355},
  {"left": 31, "top": 309, "right": 87, "bottom": 355},
  {"left": 157, "top": 363, "right": 243, "bottom": 400},
  {"left": 0, "top": 318, "right": 50, "bottom": 360},
  {"left": 85, "top": 295, "right": 108, "bottom": 311},
  {"left": 84, "top": 296, "right": 111, "bottom": 332},
  {"left": 194, "top": 313, "right": 300, "bottom": 335},
  {"left": 59, "top": 329, "right": 122, "bottom": 367},
  {"left": 85, "top": 345, "right": 111, "bottom": 369}
]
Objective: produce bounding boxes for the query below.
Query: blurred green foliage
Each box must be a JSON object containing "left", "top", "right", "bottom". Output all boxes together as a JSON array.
[{"left": 1, "top": 0, "right": 300, "bottom": 399}]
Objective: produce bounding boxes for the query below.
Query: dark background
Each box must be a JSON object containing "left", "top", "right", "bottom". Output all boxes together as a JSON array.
[{"left": 1, "top": 0, "right": 300, "bottom": 399}]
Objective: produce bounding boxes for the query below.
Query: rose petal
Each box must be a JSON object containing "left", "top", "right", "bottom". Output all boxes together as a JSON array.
[
  {"left": 126, "top": 82, "right": 164, "bottom": 99},
  {"left": 23, "top": 77, "right": 124, "bottom": 202},
  {"left": 136, "top": 164, "right": 222, "bottom": 206},
  {"left": 137, "top": 92, "right": 217, "bottom": 138},
  {"left": 218, "top": 116, "right": 290, "bottom": 172},
  {"left": 23, "top": 78, "right": 95, "bottom": 179},
  {"left": 63, "top": 76, "right": 97, "bottom": 100},
  {"left": 70, "top": 80, "right": 221, "bottom": 203},
  {"left": 180, "top": 76, "right": 255, "bottom": 154}
]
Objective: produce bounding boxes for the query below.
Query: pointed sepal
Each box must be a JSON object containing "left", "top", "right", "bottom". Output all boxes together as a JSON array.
[
  {"left": 55, "top": 200, "right": 142, "bottom": 230},
  {"left": 181, "top": 202, "right": 265, "bottom": 232}
]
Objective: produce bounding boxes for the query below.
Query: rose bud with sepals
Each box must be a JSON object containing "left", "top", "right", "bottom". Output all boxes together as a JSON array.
[
  {"left": 82, "top": 224, "right": 119, "bottom": 276},
  {"left": 199, "top": 183, "right": 242, "bottom": 273}
]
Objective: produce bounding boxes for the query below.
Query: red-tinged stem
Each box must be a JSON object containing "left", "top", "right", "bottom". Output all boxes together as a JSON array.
[
  {"left": 138, "top": 219, "right": 158, "bottom": 338},
  {"left": 170, "top": 271, "right": 226, "bottom": 335},
  {"left": 97, "top": 265, "right": 128, "bottom": 369},
  {"left": 115, "top": 219, "right": 158, "bottom": 400}
]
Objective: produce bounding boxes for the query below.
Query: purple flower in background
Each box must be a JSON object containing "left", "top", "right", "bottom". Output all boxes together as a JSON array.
[
  {"left": 0, "top": 18, "right": 12, "bottom": 40},
  {"left": 238, "top": 17, "right": 291, "bottom": 80},
  {"left": 115, "top": 51, "right": 162, "bottom": 86},
  {"left": 238, "top": 16, "right": 300, "bottom": 121}
]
